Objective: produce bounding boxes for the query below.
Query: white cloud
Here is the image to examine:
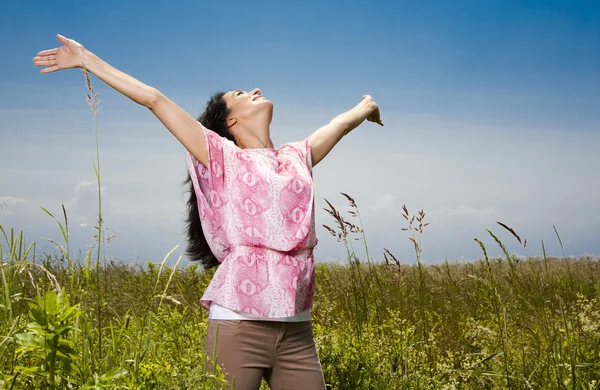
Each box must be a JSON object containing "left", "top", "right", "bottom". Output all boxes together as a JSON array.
[
  {"left": 65, "top": 181, "right": 111, "bottom": 223},
  {"left": 0, "top": 196, "right": 26, "bottom": 213},
  {"left": 366, "top": 193, "right": 399, "bottom": 214},
  {"left": 431, "top": 205, "right": 498, "bottom": 225}
]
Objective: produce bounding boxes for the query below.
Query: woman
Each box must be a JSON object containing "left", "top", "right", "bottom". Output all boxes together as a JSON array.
[{"left": 33, "top": 34, "right": 383, "bottom": 390}]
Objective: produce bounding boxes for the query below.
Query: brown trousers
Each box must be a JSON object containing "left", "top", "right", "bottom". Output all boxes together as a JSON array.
[{"left": 205, "top": 320, "right": 326, "bottom": 390}]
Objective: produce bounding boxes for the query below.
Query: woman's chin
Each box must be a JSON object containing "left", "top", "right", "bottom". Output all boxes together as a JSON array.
[
  {"left": 259, "top": 101, "right": 274, "bottom": 115},
  {"left": 255, "top": 98, "right": 272, "bottom": 106}
]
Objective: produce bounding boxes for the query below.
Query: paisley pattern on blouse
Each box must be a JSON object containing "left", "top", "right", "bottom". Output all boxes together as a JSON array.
[{"left": 187, "top": 126, "right": 318, "bottom": 317}]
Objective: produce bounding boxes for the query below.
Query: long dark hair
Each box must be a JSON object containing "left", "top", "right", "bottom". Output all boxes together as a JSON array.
[{"left": 185, "top": 92, "right": 236, "bottom": 269}]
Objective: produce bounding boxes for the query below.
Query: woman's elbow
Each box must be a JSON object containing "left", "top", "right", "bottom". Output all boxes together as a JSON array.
[{"left": 146, "top": 87, "right": 162, "bottom": 110}]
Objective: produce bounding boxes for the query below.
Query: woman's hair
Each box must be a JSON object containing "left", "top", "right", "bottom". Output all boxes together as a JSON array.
[{"left": 185, "top": 92, "right": 236, "bottom": 269}]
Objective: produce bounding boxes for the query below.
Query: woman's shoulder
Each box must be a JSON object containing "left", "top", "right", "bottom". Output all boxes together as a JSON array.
[{"left": 278, "top": 138, "right": 312, "bottom": 169}]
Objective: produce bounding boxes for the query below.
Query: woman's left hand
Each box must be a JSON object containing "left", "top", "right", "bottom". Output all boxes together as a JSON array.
[{"left": 362, "top": 95, "right": 384, "bottom": 126}]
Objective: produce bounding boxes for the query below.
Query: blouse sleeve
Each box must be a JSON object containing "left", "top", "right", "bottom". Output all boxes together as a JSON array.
[
  {"left": 186, "top": 126, "right": 227, "bottom": 203},
  {"left": 280, "top": 138, "right": 313, "bottom": 174},
  {"left": 186, "top": 126, "right": 231, "bottom": 261}
]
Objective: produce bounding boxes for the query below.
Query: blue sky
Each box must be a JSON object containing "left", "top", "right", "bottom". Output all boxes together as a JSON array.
[{"left": 1, "top": 0, "right": 599, "bottom": 265}]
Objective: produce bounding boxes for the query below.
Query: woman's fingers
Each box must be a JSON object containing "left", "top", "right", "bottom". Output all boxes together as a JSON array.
[
  {"left": 375, "top": 111, "right": 384, "bottom": 126},
  {"left": 40, "top": 65, "right": 59, "bottom": 74},
  {"left": 33, "top": 54, "right": 59, "bottom": 73},
  {"left": 56, "top": 34, "right": 70, "bottom": 45},
  {"left": 33, "top": 59, "right": 55, "bottom": 66},
  {"left": 33, "top": 55, "right": 56, "bottom": 62},
  {"left": 37, "top": 48, "right": 58, "bottom": 56},
  {"left": 33, "top": 36, "right": 73, "bottom": 74},
  {"left": 33, "top": 54, "right": 56, "bottom": 65},
  {"left": 361, "top": 94, "right": 384, "bottom": 126},
  {"left": 368, "top": 110, "right": 384, "bottom": 126}
]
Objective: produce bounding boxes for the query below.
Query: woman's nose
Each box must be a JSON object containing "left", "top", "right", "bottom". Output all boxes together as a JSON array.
[{"left": 251, "top": 88, "right": 261, "bottom": 96}]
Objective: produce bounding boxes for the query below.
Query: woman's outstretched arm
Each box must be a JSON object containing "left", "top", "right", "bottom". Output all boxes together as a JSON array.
[
  {"left": 307, "top": 95, "right": 383, "bottom": 167},
  {"left": 33, "top": 34, "right": 209, "bottom": 166}
]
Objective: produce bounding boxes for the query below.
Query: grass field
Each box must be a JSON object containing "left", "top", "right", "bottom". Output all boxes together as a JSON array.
[{"left": 1, "top": 214, "right": 599, "bottom": 389}]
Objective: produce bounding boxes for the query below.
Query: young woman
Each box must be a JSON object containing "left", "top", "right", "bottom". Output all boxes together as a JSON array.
[{"left": 33, "top": 34, "right": 383, "bottom": 390}]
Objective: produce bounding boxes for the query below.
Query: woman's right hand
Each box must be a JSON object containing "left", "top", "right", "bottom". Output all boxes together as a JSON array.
[
  {"left": 33, "top": 34, "right": 86, "bottom": 74},
  {"left": 361, "top": 95, "right": 384, "bottom": 126}
]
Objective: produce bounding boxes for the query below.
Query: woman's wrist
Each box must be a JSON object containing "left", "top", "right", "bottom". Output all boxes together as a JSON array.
[
  {"left": 73, "top": 49, "right": 157, "bottom": 108},
  {"left": 353, "top": 100, "right": 374, "bottom": 123},
  {"left": 79, "top": 49, "right": 97, "bottom": 70}
]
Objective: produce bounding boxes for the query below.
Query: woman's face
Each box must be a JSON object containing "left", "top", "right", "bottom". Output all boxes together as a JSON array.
[{"left": 223, "top": 88, "right": 273, "bottom": 127}]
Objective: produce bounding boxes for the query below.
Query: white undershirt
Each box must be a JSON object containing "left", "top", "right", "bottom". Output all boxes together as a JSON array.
[{"left": 209, "top": 303, "right": 311, "bottom": 322}]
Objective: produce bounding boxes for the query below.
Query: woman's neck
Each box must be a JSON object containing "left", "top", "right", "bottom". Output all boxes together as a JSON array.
[{"left": 236, "top": 123, "right": 273, "bottom": 150}]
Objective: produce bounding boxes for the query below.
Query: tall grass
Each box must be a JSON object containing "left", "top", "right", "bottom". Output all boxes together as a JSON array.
[
  {"left": 315, "top": 194, "right": 600, "bottom": 389},
  {"left": 2, "top": 204, "right": 600, "bottom": 388}
]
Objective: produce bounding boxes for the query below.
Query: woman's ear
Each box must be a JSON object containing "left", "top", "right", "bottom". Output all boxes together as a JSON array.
[{"left": 226, "top": 116, "right": 237, "bottom": 129}]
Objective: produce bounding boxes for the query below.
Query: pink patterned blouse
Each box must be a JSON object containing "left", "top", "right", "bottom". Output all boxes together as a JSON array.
[{"left": 186, "top": 125, "right": 318, "bottom": 317}]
